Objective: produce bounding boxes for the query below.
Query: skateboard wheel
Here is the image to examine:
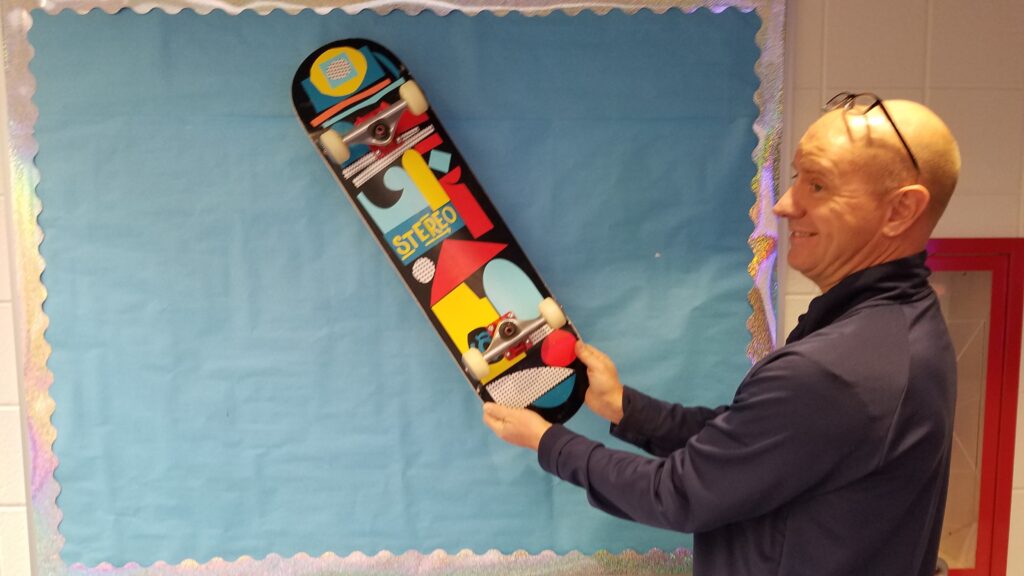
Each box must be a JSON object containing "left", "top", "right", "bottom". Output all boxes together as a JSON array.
[
  {"left": 539, "top": 297, "right": 567, "bottom": 330},
  {"left": 319, "top": 129, "right": 350, "bottom": 165},
  {"left": 400, "top": 81, "right": 429, "bottom": 116},
  {"left": 462, "top": 347, "right": 490, "bottom": 381}
]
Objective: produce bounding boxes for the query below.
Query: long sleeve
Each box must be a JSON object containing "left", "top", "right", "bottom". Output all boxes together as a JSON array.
[
  {"left": 537, "top": 350, "right": 874, "bottom": 533},
  {"left": 534, "top": 255, "right": 956, "bottom": 576},
  {"left": 610, "top": 386, "right": 727, "bottom": 457}
]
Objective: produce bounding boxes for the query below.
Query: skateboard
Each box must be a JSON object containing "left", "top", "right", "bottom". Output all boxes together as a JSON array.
[{"left": 291, "top": 39, "right": 588, "bottom": 423}]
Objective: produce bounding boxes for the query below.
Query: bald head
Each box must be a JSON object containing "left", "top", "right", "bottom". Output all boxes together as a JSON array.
[
  {"left": 879, "top": 100, "right": 961, "bottom": 226},
  {"left": 776, "top": 97, "right": 962, "bottom": 291},
  {"left": 814, "top": 99, "right": 961, "bottom": 231}
]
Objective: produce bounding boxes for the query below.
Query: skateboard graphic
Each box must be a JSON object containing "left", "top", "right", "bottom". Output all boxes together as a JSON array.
[{"left": 292, "top": 39, "right": 588, "bottom": 423}]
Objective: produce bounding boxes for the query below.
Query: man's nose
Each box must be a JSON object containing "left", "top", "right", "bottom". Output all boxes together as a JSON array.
[{"left": 773, "top": 187, "right": 798, "bottom": 218}]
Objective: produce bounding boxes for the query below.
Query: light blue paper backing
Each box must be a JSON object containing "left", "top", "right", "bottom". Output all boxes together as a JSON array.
[{"left": 32, "top": 9, "right": 760, "bottom": 566}]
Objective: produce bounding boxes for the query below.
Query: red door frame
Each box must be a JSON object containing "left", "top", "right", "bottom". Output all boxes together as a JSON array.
[{"left": 927, "top": 238, "right": 1024, "bottom": 576}]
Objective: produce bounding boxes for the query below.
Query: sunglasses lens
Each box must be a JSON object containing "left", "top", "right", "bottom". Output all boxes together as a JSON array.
[
  {"left": 849, "top": 94, "right": 880, "bottom": 113},
  {"left": 824, "top": 92, "right": 852, "bottom": 111}
]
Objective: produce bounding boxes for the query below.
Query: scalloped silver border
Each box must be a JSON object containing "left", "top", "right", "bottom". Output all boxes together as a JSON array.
[{"left": 2, "top": 1, "right": 783, "bottom": 573}]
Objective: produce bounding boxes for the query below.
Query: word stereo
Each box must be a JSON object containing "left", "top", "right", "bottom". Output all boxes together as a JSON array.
[{"left": 292, "top": 39, "right": 587, "bottom": 423}]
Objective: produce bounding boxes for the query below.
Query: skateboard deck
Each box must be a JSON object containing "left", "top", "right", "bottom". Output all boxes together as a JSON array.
[{"left": 291, "top": 39, "right": 587, "bottom": 423}]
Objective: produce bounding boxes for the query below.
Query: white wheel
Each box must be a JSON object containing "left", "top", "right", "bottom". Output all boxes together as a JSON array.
[
  {"left": 400, "top": 81, "right": 429, "bottom": 116},
  {"left": 539, "top": 297, "right": 567, "bottom": 330},
  {"left": 462, "top": 348, "right": 490, "bottom": 381},
  {"left": 319, "top": 129, "right": 350, "bottom": 165}
]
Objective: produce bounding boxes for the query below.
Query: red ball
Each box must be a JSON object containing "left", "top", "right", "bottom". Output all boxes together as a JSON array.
[{"left": 541, "top": 330, "right": 577, "bottom": 367}]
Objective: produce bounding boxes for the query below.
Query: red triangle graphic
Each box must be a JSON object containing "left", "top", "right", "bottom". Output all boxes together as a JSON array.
[{"left": 429, "top": 239, "right": 508, "bottom": 306}]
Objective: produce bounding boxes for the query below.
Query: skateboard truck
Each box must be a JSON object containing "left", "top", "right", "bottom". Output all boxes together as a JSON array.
[
  {"left": 317, "top": 81, "right": 429, "bottom": 165},
  {"left": 462, "top": 297, "right": 567, "bottom": 384}
]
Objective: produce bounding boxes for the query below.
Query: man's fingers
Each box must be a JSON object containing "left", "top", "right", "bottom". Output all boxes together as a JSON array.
[
  {"left": 482, "top": 403, "right": 502, "bottom": 426},
  {"left": 575, "top": 341, "right": 598, "bottom": 364},
  {"left": 483, "top": 402, "right": 513, "bottom": 421},
  {"left": 481, "top": 405, "right": 505, "bottom": 437},
  {"left": 576, "top": 341, "right": 612, "bottom": 369},
  {"left": 481, "top": 403, "right": 551, "bottom": 451},
  {"left": 482, "top": 402, "right": 517, "bottom": 437}
]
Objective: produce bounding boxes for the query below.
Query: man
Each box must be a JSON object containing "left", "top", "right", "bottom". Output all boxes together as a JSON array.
[{"left": 482, "top": 94, "right": 962, "bottom": 576}]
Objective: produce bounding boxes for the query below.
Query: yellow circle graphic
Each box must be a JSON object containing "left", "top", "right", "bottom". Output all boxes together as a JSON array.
[{"left": 310, "top": 47, "right": 368, "bottom": 98}]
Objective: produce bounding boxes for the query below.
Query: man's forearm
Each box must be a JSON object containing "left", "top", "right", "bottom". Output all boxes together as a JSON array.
[{"left": 611, "top": 387, "right": 726, "bottom": 457}]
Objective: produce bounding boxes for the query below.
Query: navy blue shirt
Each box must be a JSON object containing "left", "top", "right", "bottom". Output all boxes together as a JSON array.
[{"left": 538, "top": 253, "right": 956, "bottom": 576}]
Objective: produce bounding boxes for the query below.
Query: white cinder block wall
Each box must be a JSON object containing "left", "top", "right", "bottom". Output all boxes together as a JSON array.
[
  {"left": 781, "top": 0, "right": 1024, "bottom": 574},
  {"left": 1, "top": 1, "right": 1022, "bottom": 574}
]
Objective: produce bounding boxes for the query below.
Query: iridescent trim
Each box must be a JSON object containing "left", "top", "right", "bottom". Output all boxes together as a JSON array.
[
  {"left": 63, "top": 549, "right": 694, "bottom": 575},
  {"left": 747, "top": 0, "right": 783, "bottom": 360},
  {"left": 2, "top": 0, "right": 782, "bottom": 573}
]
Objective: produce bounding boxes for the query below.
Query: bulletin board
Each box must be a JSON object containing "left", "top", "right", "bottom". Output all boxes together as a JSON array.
[{"left": 3, "top": 0, "right": 783, "bottom": 573}]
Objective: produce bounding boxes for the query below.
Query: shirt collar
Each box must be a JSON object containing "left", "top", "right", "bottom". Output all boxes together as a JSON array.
[{"left": 786, "top": 251, "right": 933, "bottom": 344}]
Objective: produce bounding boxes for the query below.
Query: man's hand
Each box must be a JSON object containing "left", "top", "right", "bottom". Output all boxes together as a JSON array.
[
  {"left": 576, "top": 341, "right": 625, "bottom": 425},
  {"left": 482, "top": 403, "right": 552, "bottom": 451}
]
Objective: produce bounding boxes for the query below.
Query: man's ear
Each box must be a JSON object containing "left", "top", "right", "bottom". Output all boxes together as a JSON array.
[{"left": 882, "top": 184, "right": 930, "bottom": 237}]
